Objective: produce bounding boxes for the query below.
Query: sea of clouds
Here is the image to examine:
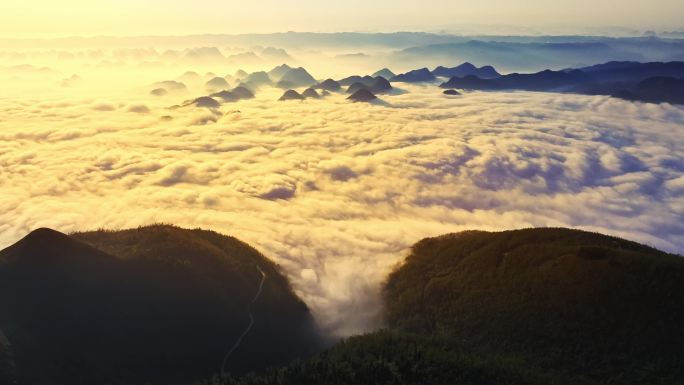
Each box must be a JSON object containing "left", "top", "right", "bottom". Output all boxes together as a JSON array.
[{"left": 1, "top": 83, "right": 683, "bottom": 337}]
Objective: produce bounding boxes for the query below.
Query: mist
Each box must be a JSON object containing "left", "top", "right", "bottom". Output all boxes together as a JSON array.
[{"left": 1, "top": 44, "right": 683, "bottom": 337}]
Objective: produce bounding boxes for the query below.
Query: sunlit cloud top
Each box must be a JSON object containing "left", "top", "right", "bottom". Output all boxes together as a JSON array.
[{"left": 2, "top": 0, "right": 684, "bottom": 38}]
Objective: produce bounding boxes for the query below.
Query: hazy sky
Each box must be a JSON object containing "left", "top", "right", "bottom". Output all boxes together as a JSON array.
[{"left": 2, "top": 0, "right": 683, "bottom": 37}]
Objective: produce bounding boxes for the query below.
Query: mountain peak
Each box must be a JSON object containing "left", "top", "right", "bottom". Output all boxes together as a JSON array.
[
  {"left": 317, "top": 78, "right": 341, "bottom": 91},
  {"left": 432, "top": 63, "right": 501, "bottom": 79},
  {"left": 11, "top": 228, "right": 74, "bottom": 256},
  {"left": 15, "top": 227, "right": 74, "bottom": 249},
  {"left": 302, "top": 87, "right": 321, "bottom": 99},
  {"left": 279, "top": 89, "right": 304, "bottom": 101},
  {"left": 0, "top": 225, "right": 323, "bottom": 384},
  {"left": 0, "top": 227, "right": 109, "bottom": 266},
  {"left": 347, "top": 88, "right": 377, "bottom": 102},
  {"left": 232, "top": 86, "right": 255, "bottom": 99},
  {"left": 190, "top": 96, "right": 220, "bottom": 108},
  {"left": 277, "top": 67, "right": 317, "bottom": 88},
  {"left": 268, "top": 64, "right": 294, "bottom": 81},
  {"left": 390, "top": 68, "right": 435, "bottom": 83},
  {"left": 271, "top": 63, "right": 292, "bottom": 71},
  {"left": 372, "top": 68, "right": 396, "bottom": 79}
]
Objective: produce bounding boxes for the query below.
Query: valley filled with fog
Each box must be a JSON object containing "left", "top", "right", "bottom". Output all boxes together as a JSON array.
[{"left": 1, "top": 38, "right": 683, "bottom": 337}]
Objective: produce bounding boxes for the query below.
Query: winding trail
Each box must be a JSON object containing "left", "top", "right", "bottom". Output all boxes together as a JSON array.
[{"left": 221, "top": 265, "right": 267, "bottom": 378}]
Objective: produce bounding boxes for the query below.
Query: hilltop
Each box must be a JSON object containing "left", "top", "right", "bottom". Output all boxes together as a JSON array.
[
  {"left": 0, "top": 225, "right": 322, "bottom": 385},
  {"left": 384, "top": 228, "right": 684, "bottom": 383}
]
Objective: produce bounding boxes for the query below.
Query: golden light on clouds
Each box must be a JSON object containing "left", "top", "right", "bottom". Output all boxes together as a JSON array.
[
  {"left": 1, "top": 57, "right": 683, "bottom": 334},
  {"left": 1, "top": 1, "right": 683, "bottom": 335}
]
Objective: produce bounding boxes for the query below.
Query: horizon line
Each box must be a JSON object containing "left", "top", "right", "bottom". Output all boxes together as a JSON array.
[{"left": 1, "top": 29, "right": 682, "bottom": 41}]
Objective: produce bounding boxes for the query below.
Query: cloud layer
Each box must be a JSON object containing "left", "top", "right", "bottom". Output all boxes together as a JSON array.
[{"left": 1, "top": 84, "right": 683, "bottom": 337}]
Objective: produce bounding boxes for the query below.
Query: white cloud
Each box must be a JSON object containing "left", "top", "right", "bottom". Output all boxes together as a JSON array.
[{"left": 0, "top": 83, "right": 683, "bottom": 338}]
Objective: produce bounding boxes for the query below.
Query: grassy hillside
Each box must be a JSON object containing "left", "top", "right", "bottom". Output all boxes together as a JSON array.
[
  {"left": 384, "top": 228, "right": 684, "bottom": 383},
  {"left": 0, "top": 225, "right": 322, "bottom": 385}
]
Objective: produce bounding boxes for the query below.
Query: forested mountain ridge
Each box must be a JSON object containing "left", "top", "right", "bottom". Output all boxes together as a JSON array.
[
  {"left": 2, "top": 226, "right": 683, "bottom": 385},
  {"left": 196, "top": 228, "right": 684, "bottom": 385},
  {"left": 383, "top": 228, "right": 684, "bottom": 383},
  {"left": 0, "top": 225, "right": 323, "bottom": 385}
]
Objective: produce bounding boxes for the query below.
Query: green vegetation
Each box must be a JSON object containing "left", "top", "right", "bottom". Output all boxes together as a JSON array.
[
  {"left": 2, "top": 226, "right": 683, "bottom": 385},
  {"left": 0, "top": 225, "right": 322, "bottom": 385},
  {"left": 384, "top": 228, "right": 684, "bottom": 384},
  {"left": 194, "top": 228, "right": 684, "bottom": 385},
  {"left": 195, "top": 331, "right": 593, "bottom": 385}
]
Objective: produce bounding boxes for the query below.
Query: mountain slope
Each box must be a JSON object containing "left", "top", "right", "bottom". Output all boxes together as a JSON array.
[
  {"left": 615, "top": 76, "right": 684, "bottom": 104},
  {"left": 0, "top": 225, "right": 322, "bottom": 385},
  {"left": 276, "top": 67, "right": 316, "bottom": 88},
  {"left": 346, "top": 76, "right": 392, "bottom": 94},
  {"left": 440, "top": 69, "right": 595, "bottom": 91},
  {"left": 579, "top": 61, "right": 684, "bottom": 83},
  {"left": 384, "top": 228, "right": 684, "bottom": 383},
  {"left": 390, "top": 68, "right": 435, "bottom": 83},
  {"left": 338, "top": 75, "right": 375, "bottom": 86},
  {"left": 279, "top": 89, "right": 304, "bottom": 101},
  {"left": 242, "top": 71, "right": 273, "bottom": 89},
  {"left": 194, "top": 227, "right": 684, "bottom": 385},
  {"left": 438, "top": 61, "right": 684, "bottom": 104}
]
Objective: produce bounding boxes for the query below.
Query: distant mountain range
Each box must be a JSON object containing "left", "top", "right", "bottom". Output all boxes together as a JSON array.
[
  {"left": 279, "top": 89, "right": 305, "bottom": 101},
  {"left": 440, "top": 61, "right": 684, "bottom": 104},
  {"left": 316, "top": 79, "right": 342, "bottom": 91},
  {"left": 432, "top": 62, "right": 501, "bottom": 78},
  {"left": 158, "top": 60, "right": 683, "bottom": 106},
  {"left": 0, "top": 226, "right": 322, "bottom": 385},
  {"left": 152, "top": 80, "right": 187, "bottom": 92},
  {"left": 4, "top": 32, "right": 683, "bottom": 52},
  {"left": 393, "top": 38, "right": 684, "bottom": 72},
  {"left": 186, "top": 96, "right": 221, "bottom": 108},
  {"left": 371, "top": 68, "right": 396, "bottom": 79},
  {"left": 346, "top": 76, "right": 392, "bottom": 94},
  {"left": 391, "top": 68, "right": 435, "bottom": 83},
  {"left": 260, "top": 47, "right": 292, "bottom": 62},
  {"left": 210, "top": 86, "right": 255, "bottom": 103},
  {"left": 616, "top": 76, "right": 684, "bottom": 104}
]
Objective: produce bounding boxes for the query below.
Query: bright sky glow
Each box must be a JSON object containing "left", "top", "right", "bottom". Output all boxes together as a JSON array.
[{"left": 1, "top": 0, "right": 683, "bottom": 37}]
